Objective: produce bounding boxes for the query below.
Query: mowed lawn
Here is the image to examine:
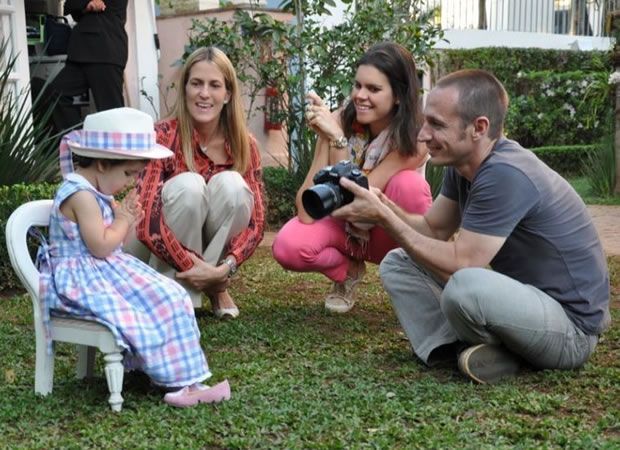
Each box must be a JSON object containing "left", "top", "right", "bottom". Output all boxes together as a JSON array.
[{"left": 0, "top": 248, "right": 618, "bottom": 449}]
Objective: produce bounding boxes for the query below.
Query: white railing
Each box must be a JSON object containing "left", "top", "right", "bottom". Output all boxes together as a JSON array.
[{"left": 421, "top": 0, "right": 614, "bottom": 37}]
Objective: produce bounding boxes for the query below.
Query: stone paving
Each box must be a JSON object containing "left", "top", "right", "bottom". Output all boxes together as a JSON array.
[
  {"left": 260, "top": 205, "right": 620, "bottom": 256},
  {"left": 587, "top": 205, "right": 620, "bottom": 257}
]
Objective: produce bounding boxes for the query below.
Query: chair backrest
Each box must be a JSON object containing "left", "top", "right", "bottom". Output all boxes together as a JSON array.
[{"left": 6, "top": 200, "right": 53, "bottom": 330}]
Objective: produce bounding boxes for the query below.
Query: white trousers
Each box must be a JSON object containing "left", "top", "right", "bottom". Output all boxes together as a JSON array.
[{"left": 126, "top": 171, "right": 254, "bottom": 307}]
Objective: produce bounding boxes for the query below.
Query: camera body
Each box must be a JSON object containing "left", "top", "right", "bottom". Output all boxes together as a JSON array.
[{"left": 301, "top": 160, "right": 369, "bottom": 220}]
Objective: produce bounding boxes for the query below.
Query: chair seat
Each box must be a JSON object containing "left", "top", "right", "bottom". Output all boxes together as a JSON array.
[{"left": 51, "top": 316, "right": 123, "bottom": 353}]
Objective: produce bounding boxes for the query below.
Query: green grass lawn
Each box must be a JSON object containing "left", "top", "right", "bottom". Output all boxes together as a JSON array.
[{"left": 0, "top": 249, "right": 618, "bottom": 449}]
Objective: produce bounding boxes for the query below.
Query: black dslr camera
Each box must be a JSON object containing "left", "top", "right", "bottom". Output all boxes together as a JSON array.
[{"left": 301, "top": 160, "right": 369, "bottom": 220}]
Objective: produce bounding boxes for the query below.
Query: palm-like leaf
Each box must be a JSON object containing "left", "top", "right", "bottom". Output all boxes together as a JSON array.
[{"left": 0, "top": 41, "right": 61, "bottom": 186}]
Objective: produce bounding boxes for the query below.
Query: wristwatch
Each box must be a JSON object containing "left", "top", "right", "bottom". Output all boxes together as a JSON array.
[
  {"left": 220, "top": 256, "right": 238, "bottom": 277},
  {"left": 330, "top": 135, "right": 348, "bottom": 149}
]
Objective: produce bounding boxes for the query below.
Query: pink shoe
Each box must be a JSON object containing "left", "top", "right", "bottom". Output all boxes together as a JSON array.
[{"left": 163, "top": 380, "right": 231, "bottom": 408}]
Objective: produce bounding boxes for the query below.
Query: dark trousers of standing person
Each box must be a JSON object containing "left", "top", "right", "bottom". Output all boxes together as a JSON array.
[{"left": 51, "top": 62, "right": 124, "bottom": 133}]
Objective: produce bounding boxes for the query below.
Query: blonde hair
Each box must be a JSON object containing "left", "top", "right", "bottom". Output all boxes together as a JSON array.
[{"left": 172, "top": 47, "right": 250, "bottom": 173}]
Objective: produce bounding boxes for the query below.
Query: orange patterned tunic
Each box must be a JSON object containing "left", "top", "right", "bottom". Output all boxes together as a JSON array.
[{"left": 136, "top": 118, "right": 265, "bottom": 272}]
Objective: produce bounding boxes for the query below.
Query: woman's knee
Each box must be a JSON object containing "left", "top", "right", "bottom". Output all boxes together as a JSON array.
[
  {"left": 209, "top": 171, "right": 253, "bottom": 208},
  {"left": 272, "top": 218, "right": 341, "bottom": 271},
  {"left": 206, "top": 172, "right": 254, "bottom": 229},
  {"left": 162, "top": 173, "right": 207, "bottom": 219},
  {"left": 272, "top": 220, "right": 303, "bottom": 268}
]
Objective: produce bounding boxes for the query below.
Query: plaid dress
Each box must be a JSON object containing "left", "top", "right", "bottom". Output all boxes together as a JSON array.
[{"left": 38, "top": 173, "right": 211, "bottom": 387}]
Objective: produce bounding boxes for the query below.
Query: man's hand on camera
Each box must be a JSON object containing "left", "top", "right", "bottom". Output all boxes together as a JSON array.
[{"left": 332, "top": 178, "right": 387, "bottom": 225}]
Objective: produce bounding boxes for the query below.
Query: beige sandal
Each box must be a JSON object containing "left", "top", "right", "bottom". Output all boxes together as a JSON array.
[{"left": 324, "top": 262, "right": 366, "bottom": 313}]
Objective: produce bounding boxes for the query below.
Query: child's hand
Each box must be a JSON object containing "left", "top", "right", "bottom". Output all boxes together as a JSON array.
[{"left": 113, "top": 189, "right": 144, "bottom": 225}]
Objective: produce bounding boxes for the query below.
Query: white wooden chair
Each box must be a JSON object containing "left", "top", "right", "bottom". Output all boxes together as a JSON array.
[{"left": 5, "top": 200, "right": 125, "bottom": 412}]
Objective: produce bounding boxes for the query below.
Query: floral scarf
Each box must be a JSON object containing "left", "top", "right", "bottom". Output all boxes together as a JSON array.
[
  {"left": 347, "top": 123, "right": 392, "bottom": 175},
  {"left": 343, "top": 122, "right": 394, "bottom": 258}
]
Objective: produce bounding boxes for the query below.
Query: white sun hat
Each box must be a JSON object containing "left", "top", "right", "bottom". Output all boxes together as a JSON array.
[{"left": 66, "top": 107, "right": 173, "bottom": 160}]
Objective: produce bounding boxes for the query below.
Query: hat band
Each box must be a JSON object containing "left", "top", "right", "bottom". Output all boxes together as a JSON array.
[{"left": 79, "top": 130, "right": 156, "bottom": 153}]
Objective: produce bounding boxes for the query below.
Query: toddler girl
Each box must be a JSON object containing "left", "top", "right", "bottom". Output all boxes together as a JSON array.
[{"left": 39, "top": 107, "right": 230, "bottom": 408}]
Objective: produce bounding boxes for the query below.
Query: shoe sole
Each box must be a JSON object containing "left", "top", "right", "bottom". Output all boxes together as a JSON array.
[
  {"left": 213, "top": 308, "right": 240, "bottom": 319},
  {"left": 325, "top": 303, "right": 354, "bottom": 313},
  {"left": 458, "top": 344, "right": 520, "bottom": 384},
  {"left": 324, "top": 297, "right": 354, "bottom": 313}
]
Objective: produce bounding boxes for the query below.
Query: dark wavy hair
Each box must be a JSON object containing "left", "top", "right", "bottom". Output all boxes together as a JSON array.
[
  {"left": 72, "top": 154, "right": 147, "bottom": 168},
  {"left": 341, "top": 42, "right": 421, "bottom": 156}
]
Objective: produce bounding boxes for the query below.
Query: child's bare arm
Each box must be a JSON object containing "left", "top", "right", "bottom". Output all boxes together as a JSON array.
[{"left": 67, "top": 190, "right": 142, "bottom": 258}]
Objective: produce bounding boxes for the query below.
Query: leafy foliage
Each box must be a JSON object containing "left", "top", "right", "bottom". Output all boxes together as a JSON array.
[
  {"left": 263, "top": 166, "right": 301, "bottom": 228},
  {"left": 506, "top": 70, "right": 612, "bottom": 148},
  {"left": 582, "top": 121, "right": 617, "bottom": 197},
  {"left": 434, "top": 47, "right": 612, "bottom": 95},
  {"left": 434, "top": 47, "right": 613, "bottom": 149},
  {"left": 425, "top": 161, "right": 445, "bottom": 199},
  {"left": 185, "top": 0, "right": 443, "bottom": 177},
  {"left": 0, "top": 42, "right": 61, "bottom": 186}
]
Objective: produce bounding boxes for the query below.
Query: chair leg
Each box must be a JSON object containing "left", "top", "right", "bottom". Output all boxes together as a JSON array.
[
  {"left": 103, "top": 352, "right": 124, "bottom": 412},
  {"left": 76, "top": 345, "right": 96, "bottom": 379},
  {"left": 34, "top": 338, "right": 54, "bottom": 396}
]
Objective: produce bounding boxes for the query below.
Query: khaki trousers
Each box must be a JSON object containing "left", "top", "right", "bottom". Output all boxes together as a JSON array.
[
  {"left": 126, "top": 171, "right": 254, "bottom": 307},
  {"left": 380, "top": 248, "right": 598, "bottom": 369}
]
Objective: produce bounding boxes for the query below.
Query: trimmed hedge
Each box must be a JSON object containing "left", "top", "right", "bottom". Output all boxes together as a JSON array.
[
  {"left": 531, "top": 144, "right": 599, "bottom": 177},
  {"left": 433, "top": 47, "right": 611, "bottom": 94}
]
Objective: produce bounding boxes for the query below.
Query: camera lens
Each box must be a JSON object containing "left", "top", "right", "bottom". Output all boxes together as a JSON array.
[{"left": 302, "top": 184, "right": 342, "bottom": 220}]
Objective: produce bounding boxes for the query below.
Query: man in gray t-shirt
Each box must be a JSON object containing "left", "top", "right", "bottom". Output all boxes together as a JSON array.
[{"left": 333, "top": 69, "right": 610, "bottom": 384}]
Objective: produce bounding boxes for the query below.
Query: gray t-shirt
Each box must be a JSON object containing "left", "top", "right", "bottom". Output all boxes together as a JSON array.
[{"left": 441, "top": 138, "right": 610, "bottom": 335}]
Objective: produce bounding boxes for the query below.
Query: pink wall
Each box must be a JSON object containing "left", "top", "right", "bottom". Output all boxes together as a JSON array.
[{"left": 156, "top": 7, "right": 292, "bottom": 167}]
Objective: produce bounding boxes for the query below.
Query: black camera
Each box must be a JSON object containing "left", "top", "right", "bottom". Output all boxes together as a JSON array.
[{"left": 301, "top": 160, "right": 369, "bottom": 220}]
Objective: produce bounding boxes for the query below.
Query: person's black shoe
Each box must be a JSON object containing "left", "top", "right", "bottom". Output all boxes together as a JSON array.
[
  {"left": 458, "top": 344, "right": 521, "bottom": 384},
  {"left": 426, "top": 341, "right": 467, "bottom": 369}
]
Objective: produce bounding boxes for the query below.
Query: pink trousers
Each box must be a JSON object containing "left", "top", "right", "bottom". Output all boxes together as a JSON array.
[{"left": 272, "top": 170, "right": 432, "bottom": 282}]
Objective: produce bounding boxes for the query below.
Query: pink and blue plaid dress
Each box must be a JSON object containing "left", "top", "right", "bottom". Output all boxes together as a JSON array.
[{"left": 38, "top": 173, "right": 211, "bottom": 387}]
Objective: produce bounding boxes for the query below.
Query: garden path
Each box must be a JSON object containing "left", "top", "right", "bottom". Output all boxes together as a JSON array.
[{"left": 260, "top": 205, "right": 620, "bottom": 256}]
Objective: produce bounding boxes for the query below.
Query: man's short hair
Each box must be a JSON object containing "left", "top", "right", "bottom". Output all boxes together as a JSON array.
[{"left": 435, "top": 69, "right": 509, "bottom": 139}]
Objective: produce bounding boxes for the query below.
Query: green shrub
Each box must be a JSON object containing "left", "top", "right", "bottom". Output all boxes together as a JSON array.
[
  {"left": 263, "top": 166, "right": 301, "bottom": 229},
  {"left": 505, "top": 71, "right": 611, "bottom": 148},
  {"left": 583, "top": 133, "right": 616, "bottom": 197},
  {"left": 531, "top": 144, "right": 599, "bottom": 177},
  {"left": 0, "top": 41, "right": 62, "bottom": 186},
  {"left": 434, "top": 48, "right": 613, "bottom": 149},
  {"left": 0, "top": 183, "right": 57, "bottom": 291}
]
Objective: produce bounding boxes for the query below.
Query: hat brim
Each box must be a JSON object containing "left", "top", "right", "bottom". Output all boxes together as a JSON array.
[{"left": 68, "top": 141, "right": 173, "bottom": 160}]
